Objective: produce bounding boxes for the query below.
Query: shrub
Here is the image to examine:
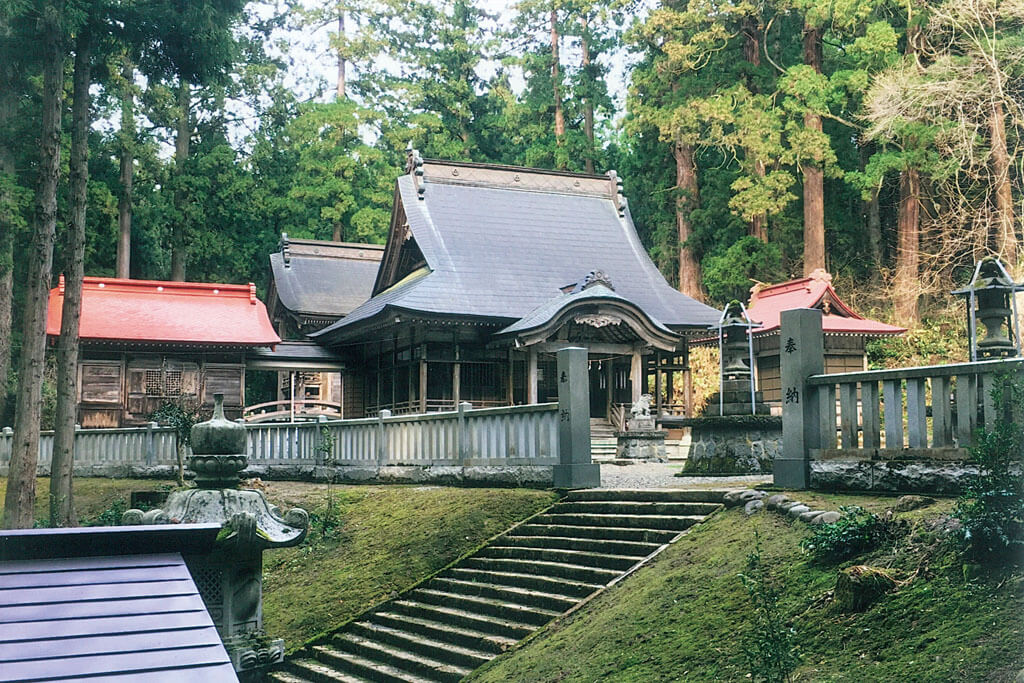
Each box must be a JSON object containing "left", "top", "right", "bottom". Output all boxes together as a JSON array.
[
  {"left": 952, "top": 374, "right": 1024, "bottom": 564},
  {"left": 739, "top": 530, "right": 800, "bottom": 683},
  {"left": 801, "top": 505, "right": 904, "bottom": 563}
]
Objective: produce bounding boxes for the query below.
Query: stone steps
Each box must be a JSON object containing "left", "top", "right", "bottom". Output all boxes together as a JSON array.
[{"left": 271, "top": 488, "right": 724, "bottom": 682}]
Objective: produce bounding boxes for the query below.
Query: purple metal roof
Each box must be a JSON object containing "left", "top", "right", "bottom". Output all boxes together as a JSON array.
[{"left": 0, "top": 536, "right": 236, "bottom": 682}]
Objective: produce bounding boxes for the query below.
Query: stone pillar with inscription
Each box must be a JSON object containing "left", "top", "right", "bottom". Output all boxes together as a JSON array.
[
  {"left": 775, "top": 309, "right": 824, "bottom": 489},
  {"left": 554, "top": 347, "right": 601, "bottom": 489}
]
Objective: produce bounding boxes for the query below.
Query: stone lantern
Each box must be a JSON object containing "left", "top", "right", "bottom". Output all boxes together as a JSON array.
[
  {"left": 124, "top": 394, "right": 308, "bottom": 681},
  {"left": 952, "top": 257, "right": 1023, "bottom": 361},
  {"left": 708, "top": 301, "right": 769, "bottom": 416}
]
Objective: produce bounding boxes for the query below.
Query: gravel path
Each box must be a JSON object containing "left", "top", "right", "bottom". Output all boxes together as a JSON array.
[{"left": 598, "top": 462, "right": 769, "bottom": 490}]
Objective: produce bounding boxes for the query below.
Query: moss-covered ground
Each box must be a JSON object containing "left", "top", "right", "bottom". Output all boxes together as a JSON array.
[
  {"left": 0, "top": 477, "right": 558, "bottom": 653},
  {"left": 257, "top": 482, "right": 558, "bottom": 649},
  {"left": 470, "top": 495, "right": 1024, "bottom": 683}
]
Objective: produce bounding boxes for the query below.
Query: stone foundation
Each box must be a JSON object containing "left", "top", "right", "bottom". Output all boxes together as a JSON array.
[
  {"left": 810, "top": 460, "right": 985, "bottom": 494},
  {"left": 5, "top": 463, "right": 558, "bottom": 488},
  {"left": 615, "top": 431, "right": 667, "bottom": 461},
  {"left": 680, "top": 415, "right": 782, "bottom": 474}
]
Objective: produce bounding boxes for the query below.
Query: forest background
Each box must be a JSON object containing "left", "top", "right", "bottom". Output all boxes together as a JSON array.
[{"left": 0, "top": 0, "right": 1022, "bottom": 525}]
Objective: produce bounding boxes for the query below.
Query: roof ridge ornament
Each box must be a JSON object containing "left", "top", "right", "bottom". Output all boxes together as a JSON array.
[
  {"left": 406, "top": 142, "right": 425, "bottom": 200},
  {"left": 608, "top": 170, "right": 626, "bottom": 216},
  {"left": 280, "top": 233, "right": 291, "bottom": 267},
  {"left": 575, "top": 270, "right": 614, "bottom": 293}
]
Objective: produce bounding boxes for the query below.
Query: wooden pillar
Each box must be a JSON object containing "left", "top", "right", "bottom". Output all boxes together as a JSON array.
[
  {"left": 654, "top": 353, "right": 663, "bottom": 417},
  {"left": 605, "top": 359, "right": 613, "bottom": 419},
  {"left": 507, "top": 349, "right": 515, "bottom": 405},
  {"left": 453, "top": 343, "right": 461, "bottom": 407},
  {"left": 419, "top": 356, "right": 427, "bottom": 414},
  {"left": 630, "top": 347, "right": 642, "bottom": 403},
  {"left": 527, "top": 346, "right": 538, "bottom": 404}
]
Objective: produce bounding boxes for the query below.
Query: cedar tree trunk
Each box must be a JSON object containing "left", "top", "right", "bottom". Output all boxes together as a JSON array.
[
  {"left": 550, "top": 9, "right": 565, "bottom": 166},
  {"left": 802, "top": 23, "right": 825, "bottom": 275},
  {"left": 336, "top": 11, "right": 346, "bottom": 100},
  {"left": 0, "top": 14, "right": 15, "bottom": 425},
  {"left": 990, "top": 100, "right": 1017, "bottom": 269},
  {"left": 170, "top": 80, "right": 190, "bottom": 281},
  {"left": 674, "top": 140, "right": 704, "bottom": 301},
  {"left": 4, "top": 9, "right": 63, "bottom": 529},
  {"left": 50, "top": 29, "right": 91, "bottom": 528},
  {"left": 894, "top": 167, "right": 921, "bottom": 323},
  {"left": 581, "top": 13, "right": 595, "bottom": 174},
  {"left": 743, "top": 16, "right": 767, "bottom": 241},
  {"left": 116, "top": 59, "right": 134, "bottom": 279}
]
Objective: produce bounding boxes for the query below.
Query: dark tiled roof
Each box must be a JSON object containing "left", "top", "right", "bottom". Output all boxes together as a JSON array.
[
  {"left": 0, "top": 552, "right": 236, "bottom": 682},
  {"left": 271, "top": 240, "right": 384, "bottom": 318},
  {"left": 314, "top": 173, "right": 718, "bottom": 342},
  {"left": 499, "top": 283, "right": 673, "bottom": 336}
]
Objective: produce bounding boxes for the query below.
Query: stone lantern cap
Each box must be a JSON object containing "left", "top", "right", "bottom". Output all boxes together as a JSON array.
[{"left": 952, "top": 256, "right": 1024, "bottom": 296}]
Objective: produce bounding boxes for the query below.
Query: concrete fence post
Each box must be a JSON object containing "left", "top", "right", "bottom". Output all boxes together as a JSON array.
[
  {"left": 457, "top": 402, "right": 472, "bottom": 466},
  {"left": 553, "top": 346, "right": 600, "bottom": 489},
  {"left": 1, "top": 426, "right": 12, "bottom": 465},
  {"left": 377, "top": 410, "right": 391, "bottom": 467},
  {"left": 145, "top": 422, "right": 157, "bottom": 466},
  {"left": 776, "top": 308, "right": 825, "bottom": 489},
  {"left": 315, "top": 414, "right": 329, "bottom": 466}
]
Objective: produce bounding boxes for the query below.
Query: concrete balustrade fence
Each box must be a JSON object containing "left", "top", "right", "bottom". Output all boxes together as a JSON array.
[
  {"left": 0, "top": 403, "right": 560, "bottom": 473},
  {"left": 776, "top": 307, "right": 1023, "bottom": 493}
]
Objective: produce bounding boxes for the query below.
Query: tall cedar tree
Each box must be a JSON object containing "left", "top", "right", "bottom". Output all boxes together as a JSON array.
[
  {"left": 4, "top": 0, "right": 64, "bottom": 529},
  {"left": 50, "top": 25, "right": 92, "bottom": 527}
]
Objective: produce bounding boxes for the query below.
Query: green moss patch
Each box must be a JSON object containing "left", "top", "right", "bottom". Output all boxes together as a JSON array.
[{"left": 259, "top": 483, "right": 558, "bottom": 650}]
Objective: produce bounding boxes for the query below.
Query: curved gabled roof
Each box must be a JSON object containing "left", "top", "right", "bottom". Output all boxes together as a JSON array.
[
  {"left": 747, "top": 270, "right": 905, "bottom": 337},
  {"left": 314, "top": 164, "right": 718, "bottom": 344},
  {"left": 270, "top": 239, "right": 383, "bottom": 318}
]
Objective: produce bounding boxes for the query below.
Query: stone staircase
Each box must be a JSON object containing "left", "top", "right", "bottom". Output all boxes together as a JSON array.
[
  {"left": 590, "top": 417, "right": 618, "bottom": 461},
  {"left": 269, "top": 489, "right": 724, "bottom": 683}
]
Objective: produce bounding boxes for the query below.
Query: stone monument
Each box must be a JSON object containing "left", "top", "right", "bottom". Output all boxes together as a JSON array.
[
  {"left": 615, "top": 394, "right": 667, "bottom": 461},
  {"left": 123, "top": 393, "right": 309, "bottom": 681}
]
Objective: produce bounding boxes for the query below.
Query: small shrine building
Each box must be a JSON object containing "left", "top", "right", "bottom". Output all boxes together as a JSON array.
[
  {"left": 46, "top": 277, "right": 280, "bottom": 427},
  {"left": 310, "top": 152, "right": 720, "bottom": 422},
  {"left": 744, "top": 270, "right": 905, "bottom": 404},
  {"left": 263, "top": 236, "right": 383, "bottom": 417}
]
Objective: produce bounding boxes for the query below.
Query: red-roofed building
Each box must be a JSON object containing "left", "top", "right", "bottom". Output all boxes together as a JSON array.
[
  {"left": 744, "top": 270, "right": 904, "bottom": 404},
  {"left": 47, "top": 277, "right": 280, "bottom": 427}
]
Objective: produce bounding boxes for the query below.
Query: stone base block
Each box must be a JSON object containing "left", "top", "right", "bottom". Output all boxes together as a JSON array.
[
  {"left": 553, "top": 462, "right": 601, "bottom": 489},
  {"left": 809, "top": 460, "right": 988, "bottom": 494},
  {"left": 615, "top": 431, "right": 667, "bottom": 461},
  {"left": 683, "top": 417, "right": 781, "bottom": 474},
  {"left": 773, "top": 458, "right": 809, "bottom": 489}
]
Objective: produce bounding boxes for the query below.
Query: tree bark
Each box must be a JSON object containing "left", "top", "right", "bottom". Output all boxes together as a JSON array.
[
  {"left": 581, "top": 13, "right": 595, "bottom": 174},
  {"left": 4, "top": 8, "right": 63, "bottom": 529},
  {"left": 894, "top": 167, "right": 921, "bottom": 323},
  {"left": 170, "top": 80, "right": 190, "bottom": 282},
  {"left": 116, "top": 59, "right": 134, "bottom": 279},
  {"left": 743, "top": 16, "right": 767, "bottom": 241},
  {"left": 0, "top": 13, "right": 16, "bottom": 425},
  {"left": 51, "top": 29, "right": 91, "bottom": 528},
  {"left": 550, "top": 8, "right": 565, "bottom": 166},
  {"left": 674, "top": 140, "right": 704, "bottom": 301},
  {"left": 801, "top": 23, "right": 825, "bottom": 275},
  {"left": 336, "top": 11, "right": 346, "bottom": 100},
  {"left": 989, "top": 100, "right": 1016, "bottom": 269}
]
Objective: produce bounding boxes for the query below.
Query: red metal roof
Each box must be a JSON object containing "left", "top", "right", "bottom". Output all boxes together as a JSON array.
[
  {"left": 47, "top": 277, "right": 281, "bottom": 347},
  {"left": 747, "top": 270, "right": 905, "bottom": 337}
]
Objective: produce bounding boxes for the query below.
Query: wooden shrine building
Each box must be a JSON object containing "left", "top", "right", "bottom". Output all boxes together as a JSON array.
[
  {"left": 262, "top": 236, "right": 383, "bottom": 419},
  {"left": 743, "top": 270, "right": 905, "bottom": 405},
  {"left": 311, "top": 152, "right": 720, "bottom": 422},
  {"left": 47, "top": 277, "right": 280, "bottom": 427}
]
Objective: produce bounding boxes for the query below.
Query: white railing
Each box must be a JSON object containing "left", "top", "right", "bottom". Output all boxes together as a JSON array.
[{"left": 0, "top": 402, "right": 560, "bottom": 471}]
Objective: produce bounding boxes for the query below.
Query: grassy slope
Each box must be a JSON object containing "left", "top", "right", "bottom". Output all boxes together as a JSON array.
[
  {"left": 470, "top": 495, "right": 1024, "bottom": 683},
  {"left": 258, "top": 483, "right": 559, "bottom": 649},
  {"left": 0, "top": 477, "right": 177, "bottom": 526}
]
